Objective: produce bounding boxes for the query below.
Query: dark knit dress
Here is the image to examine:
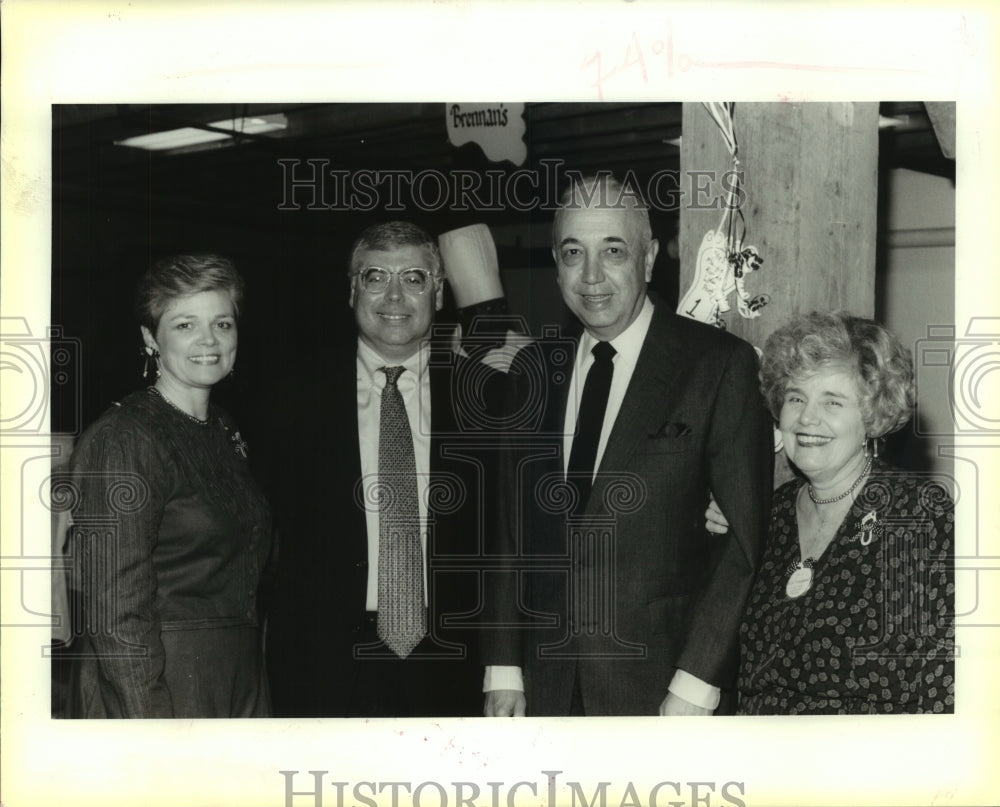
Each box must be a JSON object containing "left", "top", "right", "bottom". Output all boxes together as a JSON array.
[{"left": 65, "top": 388, "right": 272, "bottom": 718}]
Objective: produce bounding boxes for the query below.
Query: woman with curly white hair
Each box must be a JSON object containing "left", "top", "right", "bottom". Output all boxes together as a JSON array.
[{"left": 708, "top": 311, "right": 954, "bottom": 714}]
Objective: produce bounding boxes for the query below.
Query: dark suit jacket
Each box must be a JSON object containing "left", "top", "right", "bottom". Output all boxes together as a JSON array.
[
  {"left": 261, "top": 341, "right": 505, "bottom": 717},
  {"left": 483, "top": 302, "right": 773, "bottom": 715}
]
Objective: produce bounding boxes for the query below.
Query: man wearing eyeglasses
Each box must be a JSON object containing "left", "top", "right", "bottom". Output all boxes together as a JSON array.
[{"left": 263, "top": 221, "right": 508, "bottom": 717}]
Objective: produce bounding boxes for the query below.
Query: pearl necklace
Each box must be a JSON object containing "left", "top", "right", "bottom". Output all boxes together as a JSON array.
[
  {"left": 807, "top": 455, "right": 872, "bottom": 505},
  {"left": 148, "top": 386, "right": 210, "bottom": 425}
]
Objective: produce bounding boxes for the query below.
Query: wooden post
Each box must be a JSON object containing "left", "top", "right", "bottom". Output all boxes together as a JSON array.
[
  {"left": 678, "top": 102, "right": 880, "bottom": 484},
  {"left": 678, "top": 102, "right": 879, "bottom": 349}
]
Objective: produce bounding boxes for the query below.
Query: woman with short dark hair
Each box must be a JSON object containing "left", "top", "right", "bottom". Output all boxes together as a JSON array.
[{"left": 66, "top": 254, "right": 271, "bottom": 718}]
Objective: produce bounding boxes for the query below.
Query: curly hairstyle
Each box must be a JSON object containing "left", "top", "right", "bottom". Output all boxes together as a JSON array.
[
  {"left": 348, "top": 221, "right": 442, "bottom": 276},
  {"left": 759, "top": 311, "right": 915, "bottom": 438},
  {"left": 136, "top": 253, "right": 244, "bottom": 332}
]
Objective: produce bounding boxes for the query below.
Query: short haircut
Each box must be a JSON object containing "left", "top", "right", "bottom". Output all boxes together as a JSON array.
[
  {"left": 552, "top": 173, "right": 653, "bottom": 247},
  {"left": 136, "top": 253, "right": 244, "bottom": 332},
  {"left": 759, "top": 310, "right": 915, "bottom": 438},
  {"left": 348, "top": 221, "right": 442, "bottom": 276}
]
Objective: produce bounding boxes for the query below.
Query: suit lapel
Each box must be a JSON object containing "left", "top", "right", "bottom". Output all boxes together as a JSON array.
[
  {"left": 428, "top": 355, "right": 456, "bottom": 472},
  {"left": 334, "top": 346, "right": 366, "bottom": 557},
  {"left": 516, "top": 339, "right": 576, "bottom": 500},
  {"left": 547, "top": 339, "right": 577, "bottom": 441},
  {"left": 589, "top": 307, "right": 689, "bottom": 510},
  {"left": 427, "top": 353, "right": 463, "bottom": 611}
]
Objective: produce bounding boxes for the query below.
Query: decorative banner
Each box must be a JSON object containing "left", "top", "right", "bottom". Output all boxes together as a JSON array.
[
  {"left": 676, "top": 104, "right": 780, "bottom": 454},
  {"left": 677, "top": 102, "right": 769, "bottom": 329},
  {"left": 677, "top": 232, "right": 766, "bottom": 326},
  {"left": 446, "top": 103, "right": 526, "bottom": 166}
]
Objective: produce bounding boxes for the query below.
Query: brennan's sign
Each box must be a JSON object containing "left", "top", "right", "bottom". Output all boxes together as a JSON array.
[{"left": 446, "top": 103, "right": 526, "bottom": 166}]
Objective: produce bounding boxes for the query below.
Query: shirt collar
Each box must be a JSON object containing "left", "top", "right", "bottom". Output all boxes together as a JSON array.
[
  {"left": 356, "top": 338, "right": 429, "bottom": 386},
  {"left": 579, "top": 296, "right": 654, "bottom": 364}
]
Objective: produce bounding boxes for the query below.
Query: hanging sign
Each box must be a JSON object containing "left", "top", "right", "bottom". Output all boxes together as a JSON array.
[
  {"left": 677, "top": 102, "right": 769, "bottom": 329},
  {"left": 678, "top": 232, "right": 766, "bottom": 325},
  {"left": 676, "top": 103, "right": 779, "bottom": 454},
  {"left": 446, "top": 103, "right": 526, "bottom": 166}
]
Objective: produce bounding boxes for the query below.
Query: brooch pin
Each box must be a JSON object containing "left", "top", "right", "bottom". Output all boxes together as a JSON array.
[
  {"left": 850, "top": 510, "right": 883, "bottom": 546},
  {"left": 230, "top": 430, "right": 248, "bottom": 459}
]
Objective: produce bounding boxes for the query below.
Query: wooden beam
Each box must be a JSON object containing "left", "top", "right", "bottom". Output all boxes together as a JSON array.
[
  {"left": 678, "top": 102, "right": 879, "bottom": 485},
  {"left": 678, "top": 102, "right": 879, "bottom": 350}
]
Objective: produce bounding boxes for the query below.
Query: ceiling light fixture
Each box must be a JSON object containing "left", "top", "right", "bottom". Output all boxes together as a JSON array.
[{"left": 115, "top": 113, "right": 288, "bottom": 151}]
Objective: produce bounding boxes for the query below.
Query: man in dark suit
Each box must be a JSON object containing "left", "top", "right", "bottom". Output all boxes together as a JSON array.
[
  {"left": 264, "top": 221, "right": 506, "bottom": 717},
  {"left": 483, "top": 175, "right": 773, "bottom": 716}
]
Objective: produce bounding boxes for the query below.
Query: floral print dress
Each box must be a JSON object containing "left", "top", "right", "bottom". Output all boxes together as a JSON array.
[{"left": 738, "top": 460, "right": 955, "bottom": 714}]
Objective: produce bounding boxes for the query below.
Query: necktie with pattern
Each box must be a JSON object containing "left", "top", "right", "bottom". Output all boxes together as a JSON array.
[
  {"left": 376, "top": 365, "right": 426, "bottom": 658},
  {"left": 567, "top": 341, "right": 617, "bottom": 514}
]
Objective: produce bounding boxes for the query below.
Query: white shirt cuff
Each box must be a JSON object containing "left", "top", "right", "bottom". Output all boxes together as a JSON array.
[
  {"left": 668, "top": 670, "right": 721, "bottom": 710},
  {"left": 483, "top": 665, "right": 524, "bottom": 693}
]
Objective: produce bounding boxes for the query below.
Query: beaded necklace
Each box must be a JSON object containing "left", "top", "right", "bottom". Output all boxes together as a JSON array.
[
  {"left": 148, "top": 386, "right": 210, "bottom": 425},
  {"left": 807, "top": 455, "right": 872, "bottom": 504}
]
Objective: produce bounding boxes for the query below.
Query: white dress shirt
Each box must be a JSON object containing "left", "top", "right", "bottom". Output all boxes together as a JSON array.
[
  {"left": 561, "top": 297, "right": 654, "bottom": 475},
  {"left": 356, "top": 339, "right": 432, "bottom": 609},
  {"left": 485, "top": 298, "right": 720, "bottom": 711}
]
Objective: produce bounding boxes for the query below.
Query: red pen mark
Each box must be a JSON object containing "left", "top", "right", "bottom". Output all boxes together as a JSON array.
[
  {"left": 583, "top": 24, "right": 928, "bottom": 100},
  {"left": 930, "top": 788, "right": 956, "bottom": 805},
  {"left": 693, "top": 58, "right": 918, "bottom": 74},
  {"left": 583, "top": 31, "right": 650, "bottom": 100}
]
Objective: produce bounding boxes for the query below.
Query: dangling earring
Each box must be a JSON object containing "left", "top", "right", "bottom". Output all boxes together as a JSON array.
[
  {"left": 864, "top": 435, "right": 880, "bottom": 458},
  {"left": 142, "top": 346, "right": 160, "bottom": 380}
]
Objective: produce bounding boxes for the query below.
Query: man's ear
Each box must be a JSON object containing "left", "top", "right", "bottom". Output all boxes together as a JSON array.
[
  {"left": 348, "top": 274, "right": 358, "bottom": 310},
  {"left": 643, "top": 238, "right": 660, "bottom": 283},
  {"left": 434, "top": 278, "right": 445, "bottom": 312}
]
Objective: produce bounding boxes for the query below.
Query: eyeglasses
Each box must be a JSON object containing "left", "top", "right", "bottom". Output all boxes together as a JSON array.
[{"left": 353, "top": 266, "right": 440, "bottom": 295}]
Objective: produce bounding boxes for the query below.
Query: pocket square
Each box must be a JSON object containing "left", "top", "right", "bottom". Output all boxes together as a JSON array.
[{"left": 650, "top": 422, "right": 691, "bottom": 438}]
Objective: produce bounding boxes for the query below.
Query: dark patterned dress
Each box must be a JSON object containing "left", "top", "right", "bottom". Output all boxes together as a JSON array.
[
  {"left": 64, "top": 389, "right": 272, "bottom": 718},
  {"left": 737, "top": 460, "right": 955, "bottom": 714}
]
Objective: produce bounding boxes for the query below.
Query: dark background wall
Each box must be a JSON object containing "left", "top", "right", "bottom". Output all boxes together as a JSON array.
[
  {"left": 51, "top": 102, "right": 951, "bottom": 446},
  {"left": 51, "top": 103, "right": 689, "bottom": 434}
]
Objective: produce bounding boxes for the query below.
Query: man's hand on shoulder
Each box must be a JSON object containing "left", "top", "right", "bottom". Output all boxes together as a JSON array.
[{"left": 484, "top": 690, "right": 526, "bottom": 717}]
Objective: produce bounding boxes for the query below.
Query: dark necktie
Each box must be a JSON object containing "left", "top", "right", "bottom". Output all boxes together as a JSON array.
[
  {"left": 567, "top": 341, "right": 616, "bottom": 514},
  {"left": 376, "top": 366, "right": 426, "bottom": 658}
]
